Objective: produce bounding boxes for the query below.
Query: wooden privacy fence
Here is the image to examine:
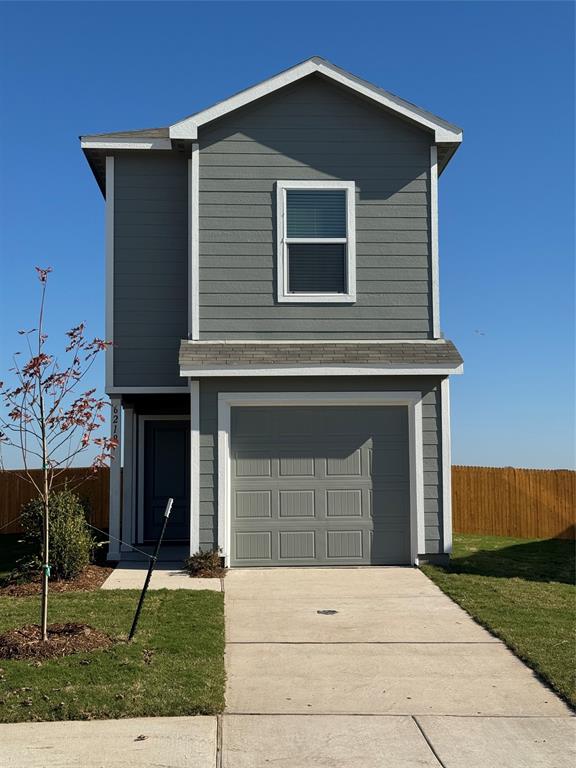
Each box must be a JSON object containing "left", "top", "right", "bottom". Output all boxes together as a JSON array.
[
  {"left": 452, "top": 466, "right": 575, "bottom": 540},
  {"left": 0, "top": 468, "right": 110, "bottom": 534},
  {"left": 1, "top": 465, "right": 574, "bottom": 540}
]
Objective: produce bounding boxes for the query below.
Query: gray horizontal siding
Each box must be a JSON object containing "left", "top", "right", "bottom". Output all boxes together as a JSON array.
[
  {"left": 198, "top": 376, "right": 444, "bottom": 554},
  {"left": 198, "top": 74, "right": 432, "bottom": 339},
  {"left": 113, "top": 152, "right": 188, "bottom": 388}
]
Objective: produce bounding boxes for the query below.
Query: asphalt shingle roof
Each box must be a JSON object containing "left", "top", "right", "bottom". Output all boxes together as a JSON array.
[{"left": 179, "top": 340, "right": 463, "bottom": 373}]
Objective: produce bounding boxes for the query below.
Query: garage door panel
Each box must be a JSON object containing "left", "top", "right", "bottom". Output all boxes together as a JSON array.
[
  {"left": 326, "top": 530, "right": 365, "bottom": 560},
  {"left": 232, "top": 408, "right": 273, "bottom": 437},
  {"left": 235, "top": 452, "right": 272, "bottom": 478},
  {"left": 371, "top": 486, "right": 411, "bottom": 518},
  {"left": 279, "top": 454, "right": 316, "bottom": 477},
  {"left": 230, "top": 405, "right": 411, "bottom": 567},
  {"left": 235, "top": 490, "right": 272, "bottom": 519},
  {"left": 279, "top": 531, "right": 316, "bottom": 560},
  {"left": 326, "top": 448, "right": 363, "bottom": 477},
  {"left": 326, "top": 489, "right": 363, "bottom": 517},
  {"left": 370, "top": 446, "right": 409, "bottom": 477},
  {"left": 370, "top": 530, "right": 411, "bottom": 564},
  {"left": 235, "top": 531, "right": 272, "bottom": 561},
  {"left": 279, "top": 490, "right": 316, "bottom": 518}
]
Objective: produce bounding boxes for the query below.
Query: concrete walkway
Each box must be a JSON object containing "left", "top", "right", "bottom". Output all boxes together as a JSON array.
[
  {"left": 223, "top": 566, "right": 575, "bottom": 766},
  {"left": 100, "top": 562, "right": 222, "bottom": 591}
]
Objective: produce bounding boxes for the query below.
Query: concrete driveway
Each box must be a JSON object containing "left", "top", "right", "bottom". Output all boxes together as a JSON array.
[{"left": 223, "top": 566, "right": 575, "bottom": 767}]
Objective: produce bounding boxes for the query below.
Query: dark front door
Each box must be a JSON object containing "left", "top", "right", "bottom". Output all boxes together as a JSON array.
[{"left": 143, "top": 420, "right": 190, "bottom": 542}]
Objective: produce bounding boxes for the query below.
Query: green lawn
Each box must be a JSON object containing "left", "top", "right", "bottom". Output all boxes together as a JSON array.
[
  {"left": 421, "top": 533, "right": 576, "bottom": 708},
  {"left": 0, "top": 589, "right": 225, "bottom": 722}
]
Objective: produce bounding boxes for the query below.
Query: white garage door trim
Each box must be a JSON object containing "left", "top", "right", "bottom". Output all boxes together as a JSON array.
[{"left": 217, "top": 391, "right": 425, "bottom": 567}]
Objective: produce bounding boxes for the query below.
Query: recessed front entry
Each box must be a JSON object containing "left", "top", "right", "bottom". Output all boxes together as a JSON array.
[
  {"left": 142, "top": 420, "right": 190, "bottom": 542},
  {"left": 229, "top": 406, "right": 411, "bottom": 566}
]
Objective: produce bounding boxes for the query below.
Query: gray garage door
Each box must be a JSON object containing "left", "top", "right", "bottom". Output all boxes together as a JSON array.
[{"left": 230, "top": 406, "right": 411, "bottom": 567}]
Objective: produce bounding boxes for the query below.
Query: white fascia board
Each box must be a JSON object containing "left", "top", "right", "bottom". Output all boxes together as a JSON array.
[
  {"left": 184, "top": 338, "right": 450, "bottom": 345},
  {"left": 180, "top": 364, "right": 464, "bottom": 377},
  {"left": 106, "top": 387, "right": 189, "bottom": 394},
  {"left": 81, "top": 138, "right": 172, "bottom": 150},
  {"left": 169, "top": 58, "right": 462, "bottom": 144}
]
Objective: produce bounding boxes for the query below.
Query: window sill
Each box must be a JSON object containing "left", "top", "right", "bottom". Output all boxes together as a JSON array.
[{"left": 277, "top": 292, "right": 357, "bottom": 304}]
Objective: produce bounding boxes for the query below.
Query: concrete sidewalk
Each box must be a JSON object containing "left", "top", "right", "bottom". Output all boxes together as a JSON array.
[
  {"left": 0, "top": 716, "right": 216, "bottom": 768},
  {"left": 1, "top": 713, "right": 574, "bottom": 767},
  {"left": 100, "top": 562, "right": 222, "bottom": 591}
]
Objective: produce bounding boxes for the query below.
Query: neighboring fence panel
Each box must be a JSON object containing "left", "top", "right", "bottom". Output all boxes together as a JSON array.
[
  {"left": 1, "top": 465, "right": 574, "bottom": 540},
  {"left": 452, "top": 466, "right": 576, "bottom": 540},
  {"left": 0, "top": 468, "right": 110, "bottom": 534}
]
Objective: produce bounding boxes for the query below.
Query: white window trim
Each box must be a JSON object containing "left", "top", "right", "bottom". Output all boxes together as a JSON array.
[
  {"left": 276, "top": 180, "right": 356, "bottom": 304},
  {"left": 217, "top": 391, "right": 425, "bottom": 567}
]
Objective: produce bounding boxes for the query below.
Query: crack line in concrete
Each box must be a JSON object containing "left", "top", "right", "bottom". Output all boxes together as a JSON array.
[
  {"left": 412, "top": 716, "right": 447, "bottom": 768},
  {"left": 216, "top": 714, "right": 223, "bottom": 768}
]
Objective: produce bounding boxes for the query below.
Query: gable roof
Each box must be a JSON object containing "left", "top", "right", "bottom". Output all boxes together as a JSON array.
[{"left": 169, "top": 57, "right": 462, "bottom": 143}]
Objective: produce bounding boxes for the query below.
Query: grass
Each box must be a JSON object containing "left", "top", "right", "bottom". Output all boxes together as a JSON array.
[
  {"left": 421, "top": 533, "right": 576, "bottom": 708},
  {"left": 0, "top": 589, "right": 225, "bottom": 722}
]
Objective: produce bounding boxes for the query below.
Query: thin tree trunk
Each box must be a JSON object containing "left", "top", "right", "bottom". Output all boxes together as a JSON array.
[
  {"left": 38, "top": 278, "right": 49, "bottom": 643},
  {"left": 39, "top": 390, "right": 49, "bottom": 642}
]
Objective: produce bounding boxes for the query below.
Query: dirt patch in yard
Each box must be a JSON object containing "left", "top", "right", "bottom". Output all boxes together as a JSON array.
[
  {"left": 0, "top": 622, "right": 114, "bottom": 661},
  {"left": 0, "top": 565, "right": 113, "bottom": 597}
]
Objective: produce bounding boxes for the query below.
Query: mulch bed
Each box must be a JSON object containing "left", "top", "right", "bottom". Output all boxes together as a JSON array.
[
  {"left": 0, "top": 565, "right": 113, "bottom": 597},
  {"left": 0, "top": 622, "right": 114, "bottom": 660}
]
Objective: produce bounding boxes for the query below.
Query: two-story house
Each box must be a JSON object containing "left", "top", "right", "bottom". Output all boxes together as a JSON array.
[{"left": 81, "top": 57, "right": 463, "bottom": 568}]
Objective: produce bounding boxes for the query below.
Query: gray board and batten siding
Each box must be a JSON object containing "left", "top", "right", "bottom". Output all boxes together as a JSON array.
[
  {"left": 113, "top": 151, "right": 189, "bottom": 388},
  {"left": 198, "top": 376, "right": 446, "bottom": 556},
  {"left": 198, "top": 74, "right": 434, "bottom": 340}
]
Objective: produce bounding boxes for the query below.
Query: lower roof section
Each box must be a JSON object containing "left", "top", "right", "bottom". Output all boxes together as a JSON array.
[{"left": 179, "top": 339, "right": 463, "bottom": 377}]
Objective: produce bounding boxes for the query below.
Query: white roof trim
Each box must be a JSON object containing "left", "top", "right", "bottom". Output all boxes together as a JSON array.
[
  {"left": 180, "top": 364, "right": 464, "bottom": 378},
  {"left": 169, "top": 57, "right": 462, "bottom": 143},
  {"left": 182, "top": 338, "right": 450, "bottom": 345},
  {"left": 81, "top": 138, "right": 172, "bottom": 150}
]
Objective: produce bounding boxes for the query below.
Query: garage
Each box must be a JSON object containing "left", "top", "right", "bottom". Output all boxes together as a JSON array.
[{"left": 229, "top": 405, "right": 412, "bottom": 566}]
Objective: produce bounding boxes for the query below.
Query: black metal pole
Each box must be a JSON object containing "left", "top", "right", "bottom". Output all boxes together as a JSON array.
[{"left": 128, "top": 497, "right": 173, "bottom": 641}]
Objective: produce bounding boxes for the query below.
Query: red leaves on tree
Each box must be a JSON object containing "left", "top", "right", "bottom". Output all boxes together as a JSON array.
[{"left": 0, "top": 267, "right": 114, "bottom": 478}]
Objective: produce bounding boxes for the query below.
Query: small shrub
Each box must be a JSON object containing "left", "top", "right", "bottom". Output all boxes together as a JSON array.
[
  {"left": 184, "top": 548, "right": 225, "bottom": 578},
  {"left": 18, "top": 489, "right": 96, "bottom": 581}
]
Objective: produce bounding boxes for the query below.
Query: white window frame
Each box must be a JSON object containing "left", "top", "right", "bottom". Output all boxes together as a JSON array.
[{"left": 276, "top": 180, "right": 356, "bottom": 303}]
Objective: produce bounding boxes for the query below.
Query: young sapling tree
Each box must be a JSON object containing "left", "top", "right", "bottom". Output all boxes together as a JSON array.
[{"left": 0, "top": 267, "right": 117, "bottom": 640}]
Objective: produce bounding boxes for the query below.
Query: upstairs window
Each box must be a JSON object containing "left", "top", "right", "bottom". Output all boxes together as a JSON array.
[{"left": 276, "top": 180, "right": 356, "bottom": 303}]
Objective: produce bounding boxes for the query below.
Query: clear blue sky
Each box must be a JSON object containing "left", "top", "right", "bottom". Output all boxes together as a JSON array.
[{"left": 0, "top": 1, "right": 574, "bottom": 469}]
